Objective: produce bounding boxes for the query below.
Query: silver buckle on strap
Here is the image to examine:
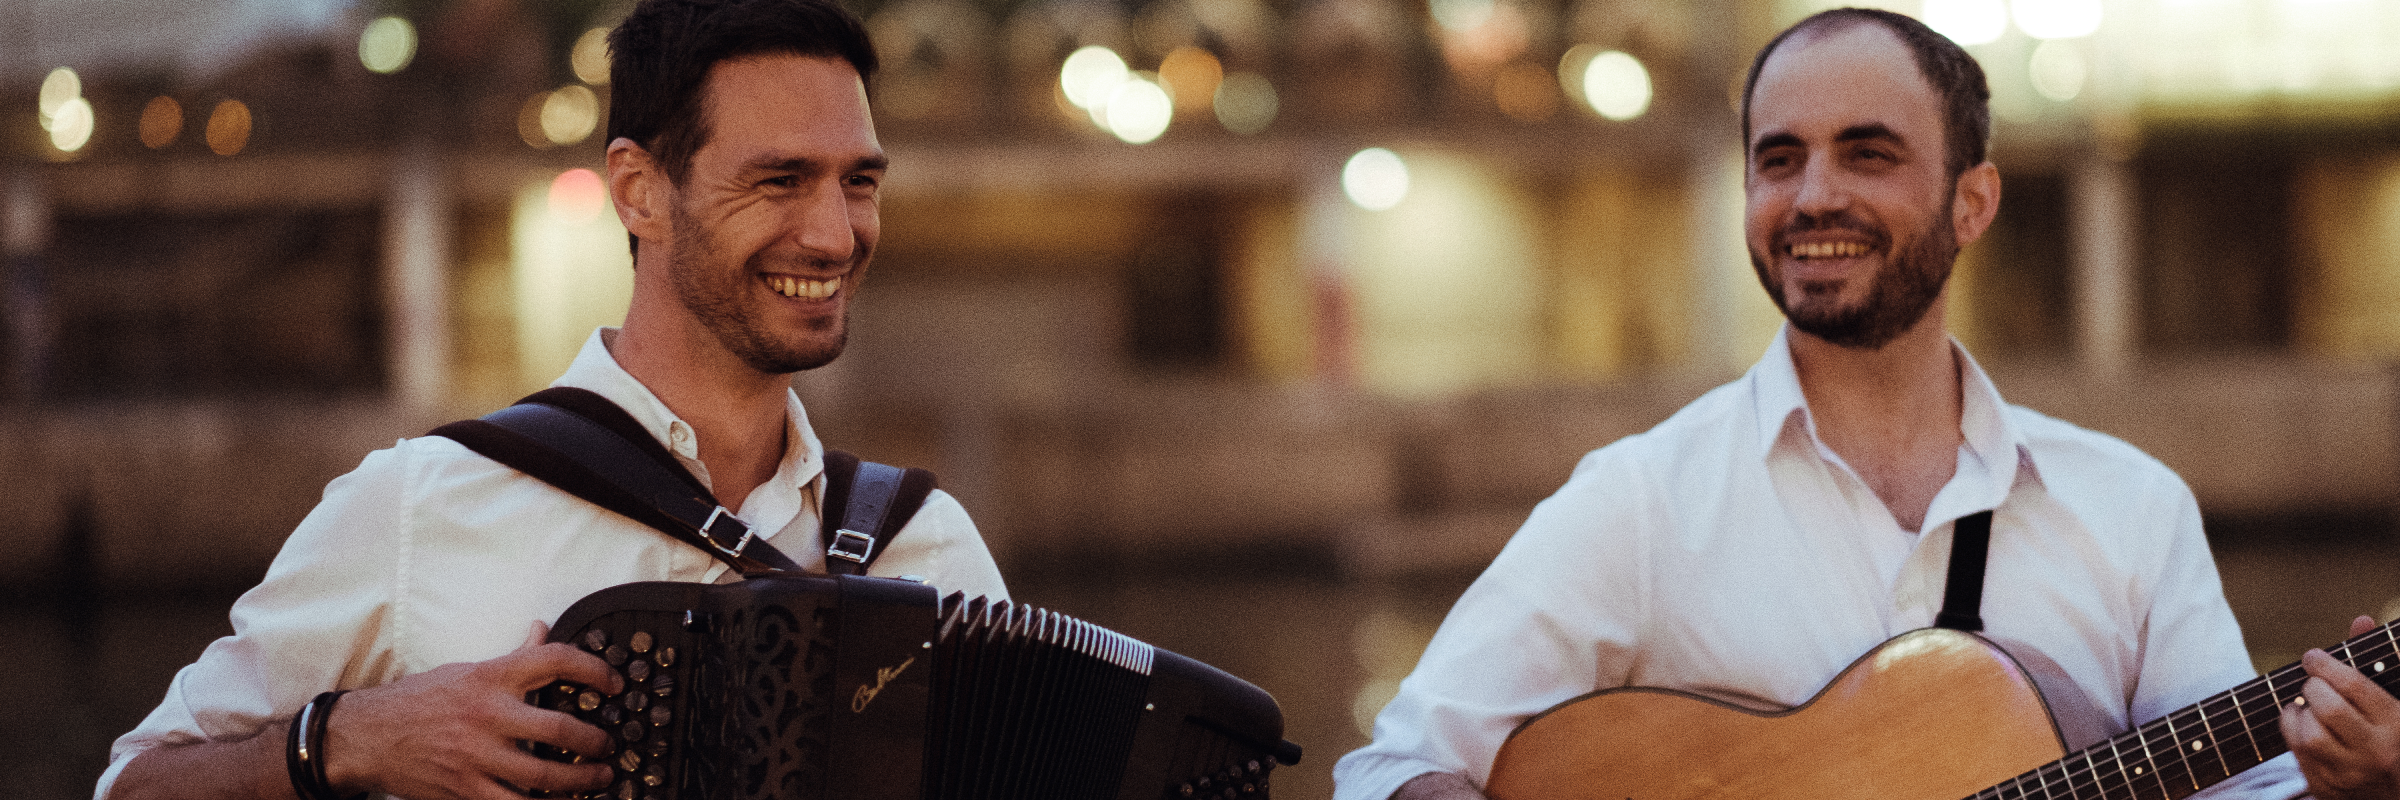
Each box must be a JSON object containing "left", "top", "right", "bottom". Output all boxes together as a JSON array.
[
  {"left": 827, "top": 529, "right": 876, "bottom": 564},
  {"left": 700, "top": 506, "right": 755, "bottom": 559}
]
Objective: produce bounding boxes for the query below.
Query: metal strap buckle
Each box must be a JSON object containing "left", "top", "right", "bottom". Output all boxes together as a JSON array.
[
  {"left": 827, "top": 529, "right": 876, "bottom": 564},
  {"left": 700, "top": 506, "right": 754, "bottom": 559}
]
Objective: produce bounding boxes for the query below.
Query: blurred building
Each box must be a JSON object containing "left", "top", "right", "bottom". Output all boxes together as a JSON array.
[{"left": 3, "top": 0, "right": 2400, "bottom": 592}]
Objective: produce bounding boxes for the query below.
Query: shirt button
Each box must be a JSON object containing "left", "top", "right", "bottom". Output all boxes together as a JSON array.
[{"left": 668, "top": 422, "right": 696, "bottom": 457}]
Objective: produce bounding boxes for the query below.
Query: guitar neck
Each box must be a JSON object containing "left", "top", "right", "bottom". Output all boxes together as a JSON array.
[{"left": 1970, "top": 620, "right": 2400, "bottom": 800}]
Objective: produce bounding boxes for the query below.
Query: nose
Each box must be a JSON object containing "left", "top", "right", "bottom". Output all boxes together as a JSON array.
[
  {"left": 1792, "top": 157, "right": 1850, "bottom": 217},
  {"left": 789, "top": 179, "right": 856, "bottom": 263}
]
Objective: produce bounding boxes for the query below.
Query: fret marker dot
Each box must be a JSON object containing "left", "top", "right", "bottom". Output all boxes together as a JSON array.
[
  {"left": 2297, "top": 697, "right": 2309, "bottom": 707},
  {"left": 2135, "top": 767, "right": 2146, "bottom": 775},
  {"left": 2375, "top": 662, "right": 2386, "bottom": 673},
  {"left": 2192, "top": 741, "right": 2205, "bottom": 751}
]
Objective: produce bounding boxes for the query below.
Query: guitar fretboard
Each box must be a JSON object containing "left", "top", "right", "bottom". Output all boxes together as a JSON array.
[{"left": 1965, "top": 620, "right": 2400, "bottom": 800}]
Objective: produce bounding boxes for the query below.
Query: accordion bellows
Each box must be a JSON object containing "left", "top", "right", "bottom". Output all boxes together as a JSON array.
[{"left": 528, "top": 575, "right": 1301, "bottom": 800}]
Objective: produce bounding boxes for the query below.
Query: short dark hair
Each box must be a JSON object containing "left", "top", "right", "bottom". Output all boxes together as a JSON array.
[
  {"left": 1740, "top": 8, "right": 1990, "bottom": 179},
  {"left": 607, "top": 0, "right": 880, "bottom": 187}
]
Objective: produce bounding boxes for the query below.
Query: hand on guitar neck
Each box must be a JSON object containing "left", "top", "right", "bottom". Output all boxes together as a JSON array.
[{"left": 2285, "top": 615, "right": 2400, "bottom": 800}]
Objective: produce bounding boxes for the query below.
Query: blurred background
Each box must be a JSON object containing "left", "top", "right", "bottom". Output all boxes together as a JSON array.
[{"left": 5, "top": 0, "right": 2400, "bottom": 796}]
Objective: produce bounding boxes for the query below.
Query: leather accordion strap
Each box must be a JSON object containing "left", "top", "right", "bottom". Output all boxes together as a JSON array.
[
  {"left": 823, "top": 461, "right": 905, "bottom": 574},
  {"left": 1934, "top": 509, "right": 1995, "bottom": 632},
  {"left": 429, "top": 387, "right": 803, "bottom": 576}
]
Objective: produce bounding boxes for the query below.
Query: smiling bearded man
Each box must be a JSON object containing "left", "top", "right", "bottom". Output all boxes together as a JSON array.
[{"left": 1334, "top": 8, "right": 2325, "bottom": 800}]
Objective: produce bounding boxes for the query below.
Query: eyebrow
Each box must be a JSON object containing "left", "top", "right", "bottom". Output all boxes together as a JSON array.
[
  {"left": 1750, "top": 124, "right": 1907, "bottom": 157},
  {"left": 749, "top": 152, "right": 890, "bottom": 174}
]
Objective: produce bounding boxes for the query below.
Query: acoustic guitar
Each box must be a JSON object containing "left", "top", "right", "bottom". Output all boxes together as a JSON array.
[{"left": 1487, "top": 623, "right": 2400, "bottom": 800}]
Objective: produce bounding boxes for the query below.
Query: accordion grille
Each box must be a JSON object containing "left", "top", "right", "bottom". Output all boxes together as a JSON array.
[{"left": 925, "top": 594, "right": 1156, "bottom": 800}]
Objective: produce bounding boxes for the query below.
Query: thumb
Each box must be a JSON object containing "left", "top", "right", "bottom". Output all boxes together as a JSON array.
[
  {"left": 521, "top": 620, "right": 552, "bottom": 650},
  {"left": 2351, "top": 615, "right": 2378, "bottom": 638}
]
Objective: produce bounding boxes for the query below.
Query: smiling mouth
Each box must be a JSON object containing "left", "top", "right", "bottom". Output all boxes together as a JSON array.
[
  {"left": 1788, "top": 241, "right": 1872, "bottom": 260},
  {"left": 765, "top": 275, "right": 842, "bottom": 300}
]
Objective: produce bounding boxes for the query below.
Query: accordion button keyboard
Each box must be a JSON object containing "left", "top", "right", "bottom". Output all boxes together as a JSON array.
[
  {"left": 619, "top": 721, "right": 645, "bottom": 742},
  {"left": 625, "top": 659, "right": 650, "bottom": 683},
  {"left": 648, "top": 673, "right": 674, "bottom": 697},
  {"left": 654, "top": 646, "right": 676, "bottom": 668},
  {"left": 581, "top": 630, "right": 608, "bottom": 651},
  {"left": 628, "top": 631, "right": 652, "bottom": 654},
  {"left": 623, "top": 690, "right": 650, "bottom": 712},
  {"left": 603, "top": 645, "right": 629, "bottom": 667},
  {"left": 599, "top": 705, "right": 623, "bottom": 725},
  {"left": 615, "top": 749, "right": 642, "bottom": 772},
  {"left": 576, "top": 691, "right": 603, "bottom": 712},
  {"left": 647, "top": 705, "right": 671, "bottom": 726}
]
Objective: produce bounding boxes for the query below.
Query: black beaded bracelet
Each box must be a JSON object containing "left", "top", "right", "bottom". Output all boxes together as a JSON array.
[{"left": 286, "top": 691, "right": 365, "bottom": 800}]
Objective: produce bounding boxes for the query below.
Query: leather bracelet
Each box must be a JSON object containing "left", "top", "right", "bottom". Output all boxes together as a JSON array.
[{"left": 286, "top": 691, "right": 365, "bottom": 800}]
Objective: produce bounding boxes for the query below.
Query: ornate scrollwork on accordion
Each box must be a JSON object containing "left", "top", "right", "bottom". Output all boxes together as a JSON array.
[{"left": 527, "top": 575, "right": 1301, "bottom": 800}]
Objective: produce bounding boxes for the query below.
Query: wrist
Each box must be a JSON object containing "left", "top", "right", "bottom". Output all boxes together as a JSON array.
[{"left": 286, "top": 691, "right": 367, "bottom": 800}]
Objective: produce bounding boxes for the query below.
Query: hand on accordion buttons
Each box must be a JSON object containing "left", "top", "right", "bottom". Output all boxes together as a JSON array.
[{"left": 322, "top": 622, "right": 624, "bottom": 800}]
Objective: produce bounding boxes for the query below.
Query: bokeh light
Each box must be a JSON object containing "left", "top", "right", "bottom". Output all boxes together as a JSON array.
[
  {"left": 518, "top": 93, "right": 552, "bottom": 149},
  {"left": 207, "top": 99, "right": 252, "bottom": 156},
  {"left": 2029, "top": 39, "right": 2088, "bottom": 101},
  {"left": 1214, "top": 72, "right": 1278, "bottom": 135},
  {"left": 48, "top": 98, "right": 94, "bottom": 153},
  {"left": 1428, "top": 0, "right": 1496, "bottom": 33},
  {"left": 1105, "top": 75, "right": 1173, "bottom": 144},
  {"left": 140, "top": 96, "right": 184, "bottom": 149},
  {"left": 1158, "top": 46, "right": 1224, "bottom": 118},
  {"left": 1923, "top": 0, "right": 2007, "bottom": 46},
  {"left": 1582, "top": 50, "right": 1652, "bottom": 121},
  {"left": 38, "top": 67, "right": 80, "bottom": 125},
  {"left": 1060, "top": 46, "right": 1130, "bottom": 111},
  {"left": 549, "top": 168, "right": 609, "bottom": 222},
  {"left": 572, "top": 27, "right": 613, "bottom": 85},
  {"left": 359, "top": 16, "right": 417, "bottom": 74},
  {"left": 1343, "top": 147, "right": 1410, "bottom": 211},
  {"left": 2013, "top": 0, "right": 2102, "bottom": 40},
  {"left": 541, "top": 85, "right": 600, "bottom": 146}
]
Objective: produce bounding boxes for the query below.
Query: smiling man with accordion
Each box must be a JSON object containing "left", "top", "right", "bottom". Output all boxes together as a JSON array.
[{"left": 96, "top": 2, "right": 1296, "bottom": 798}]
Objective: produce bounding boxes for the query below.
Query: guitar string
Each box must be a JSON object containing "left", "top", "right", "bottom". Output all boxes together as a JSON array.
[{"left": 1972, "top": 628, "right": 2400, "bottom": 800}]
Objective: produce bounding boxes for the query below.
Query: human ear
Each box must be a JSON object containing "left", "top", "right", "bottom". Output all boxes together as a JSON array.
[
  {"left": 607, "top": 137, "right": 670, "bottom": 246},
  {"left": 1950, "top": 161, "right": 2002, "bottom": 248}
]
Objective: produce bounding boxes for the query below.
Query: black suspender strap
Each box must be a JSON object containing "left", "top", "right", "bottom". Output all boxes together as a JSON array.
[
  {"left": 823, "top": 461, "right": 904, "bottom": 574},
  {"left": 429, "top": 388, "right": 802, "bottom": 576},
  {"left": 1934, "top": 509, "right": 1995, "bottom": 632}
]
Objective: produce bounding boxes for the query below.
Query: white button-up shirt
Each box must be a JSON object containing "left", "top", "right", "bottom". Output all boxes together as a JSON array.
[
  {"left": 1333, "top": 328, "right": 2305, "bottom": 800},
  {"left": 98, "top": 329, "right": 1007, "bottom": 799}
]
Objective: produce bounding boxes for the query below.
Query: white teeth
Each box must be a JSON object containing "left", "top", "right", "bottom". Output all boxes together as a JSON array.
[
  {"left": 1790, "top": 241, "right": 1869, "bottom": 260},
  {"left": 765, "top": 275, "right": 841, "bottom": 299}
]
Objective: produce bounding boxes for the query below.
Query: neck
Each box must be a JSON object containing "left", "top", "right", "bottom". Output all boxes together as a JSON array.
[
  {"left": 1786, "top": 299, "right": 1962, "bottom": 532},
  {"left": 607, "top": 317, "right": 793, "bottom": 512}
]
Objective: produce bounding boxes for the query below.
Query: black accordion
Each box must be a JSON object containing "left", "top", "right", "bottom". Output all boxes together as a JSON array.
[{"left": 527, "top": 574, "right": 1301, "bottom": 800}]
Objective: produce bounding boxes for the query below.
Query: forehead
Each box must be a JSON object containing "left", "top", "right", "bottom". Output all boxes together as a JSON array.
[
  {"left": 695, "top": 53, "right": 879, "bottom": 162},
  {"left": 1749, "top": 24, "right": 1941, "bottom": 146}
]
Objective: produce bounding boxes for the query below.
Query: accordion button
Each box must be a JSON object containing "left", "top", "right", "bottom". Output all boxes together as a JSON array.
[
  {"left": 614, "top": 779, "right": 638, "bottom": 800},
  {"left": 577, "top": 691, "right": 604, "bottom": 712},
  {"left": 629, "top": 631, "right": 653, "bottom": 653},
  {"left": 655, "top": 647, "right": 677, "bottom": 668},
  {"left": 620, "top": 721, "right": 646, "bottom": 741},
  {"left": 647, "top": 738, "right": 670, "bottom": 757},
  {"left": 650, "top": 674, "right": 674, "bottom": 696},
  {"left": 643, "top": 764, "right": 667, "bottom": 786},
  {"left": 627, "top": 660, "right": 652, "bottom": 683},
  {"left": 583, "top": 630, "right": 609, "bottom": 651},
  {"left": 600, "top": 705, "right": 623, "bottom": 725},
  {"left": 648, "top": 705, "right": 672, "bottom": 726},
  {"left": 604, "top": 645, "right": 630, "bottom": 667},
  {"left": 1179, "top": 784, "right": 1195, "bottom": 798},
  {"left": 616, "top": 749, "right": 642, "bottom": 773},
  {"left": 624, "top": 691, "right": 651, "bottom": 712}
]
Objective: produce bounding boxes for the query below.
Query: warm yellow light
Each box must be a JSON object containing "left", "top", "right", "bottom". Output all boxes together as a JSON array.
[
  {"left": 1922, "top": 0, "right": 2007, "bottom": 46},
  {"left": 541, "top": 85, "right": 600, "bottom": 146},
  {"left": 1428, "top": 0, "right": 1496, "bottom": 33},
  {"left": 207, "top": 99, "right": 252, "bottom": 156},
  {"left": 1343, "top": 148, "right": 1410, "bottom": 211},
  {"left": 38, "top": 67, "right": 80, "bottom": 123},
  {"left": 139, "top": 96, "right": 183, "bottom": 149},
  {"left": 572, "top": 27, "right": 612, "bottom": 85},
  {"left": 1582, "top": 50, "right": 1652, "bottom": 121},
  {"left": 2013, "top": 0, "right": 2102, "bottom": 40},
  {"left": 1158, "top": 46, "right": 1223, "bottom": 117},
  {"left": 518, "top": 93, "right": 553, "bottom": 149},
  {"left": 359, "top": 16, "right": 417, "bottom": 74},
  {"left": 47, "top": 97, "right": 93, "bottom": 152},
  {"left": 1105, "top": 75, "right": 1173, "bottom": 144},
  {"left": 1214, "top": 72, "right": 1277, "bottom": 134},
  {"left": 2028, "top": 39, "right": 2087, "bottom": 101},
  {"left": 1060, "top": 46, "right": 1130, "bottom": 110}
]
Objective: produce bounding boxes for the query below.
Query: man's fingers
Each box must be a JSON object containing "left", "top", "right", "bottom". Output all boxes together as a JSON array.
[
  {"left": 496, "top": 642, "right": 623, "bottom": 694},
  {"left": 486, "top": 746, "right": 615, "bottom": 795},
  {"left": 522, "top": 620, "right": 551, "bottom": 649},
  {"left": 2304, "top": 649, "right": 2400, "bottom": 726},
  {"left": 507, "top": 706, "right": 618, "bottom": 760}
]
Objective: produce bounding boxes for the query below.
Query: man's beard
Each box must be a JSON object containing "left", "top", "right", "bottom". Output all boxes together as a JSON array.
[
  {"left": 1750, "top": 205, "right": 1956, "bottom": 351},
  {"left": 666, "top": 201, "right": 850, "bottom": 374}
]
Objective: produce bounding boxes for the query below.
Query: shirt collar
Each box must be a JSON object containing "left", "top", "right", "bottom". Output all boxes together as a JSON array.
[
  {"left": 1747, "top": 325, "right": 2038, "bottom": 507},
  {"left": 549, "top": 328, "right": 827, "bottom": 497}
]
